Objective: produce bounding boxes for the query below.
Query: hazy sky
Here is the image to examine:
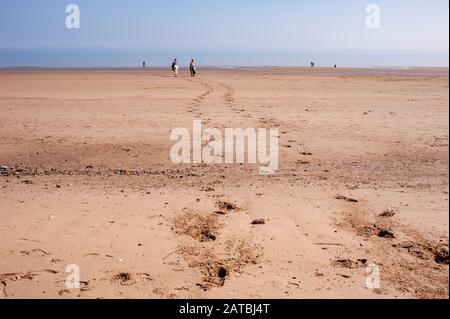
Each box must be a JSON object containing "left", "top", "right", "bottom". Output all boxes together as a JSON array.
[{"left": 0, "top": 0, "right": 448, "bottom": 52}]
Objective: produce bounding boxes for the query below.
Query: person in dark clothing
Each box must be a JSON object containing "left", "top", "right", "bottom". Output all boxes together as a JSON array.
[{"left": 190, "top": 59, "right": 197, "bottom": 77}]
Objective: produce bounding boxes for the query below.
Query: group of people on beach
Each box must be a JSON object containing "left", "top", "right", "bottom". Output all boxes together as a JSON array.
[
  {"left": 142, "top": 59, "right": 197, "bottom": 77},
  {"left": 143, "top": 59, "right": 339, "bottom": 75},
  {"left": 171, "top": 59, "right": 197, "bottom": 77}
]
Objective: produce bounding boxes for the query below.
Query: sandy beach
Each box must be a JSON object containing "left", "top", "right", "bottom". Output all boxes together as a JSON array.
[{"left": 0, "top": 68, "right": 448, "bottom": 299}]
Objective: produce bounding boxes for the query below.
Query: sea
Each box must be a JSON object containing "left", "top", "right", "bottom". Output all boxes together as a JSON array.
[{"left": 0, "top": 48, "right": 448, "bottom": 69}]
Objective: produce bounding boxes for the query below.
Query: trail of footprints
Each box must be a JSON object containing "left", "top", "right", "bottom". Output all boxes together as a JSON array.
[
  {"left": 187, "top": 79, "right": 213, "bottom": 120},
  {"left": 187, "top": 79, "right": 249, "bottom": 119},
  {"left": 220, "top": 82, "right": 247, "bottom": 115}
]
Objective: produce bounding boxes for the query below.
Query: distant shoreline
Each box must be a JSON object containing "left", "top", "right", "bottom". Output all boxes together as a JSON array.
[
  {"left": 1, "top": 66, "right": 448, "bottom": 77},
  {"left": 2, "top": 48, "right": 447, "bottom": 70}
]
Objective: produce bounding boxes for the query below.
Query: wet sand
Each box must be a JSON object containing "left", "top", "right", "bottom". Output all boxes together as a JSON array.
[{"left": 0, "top": 68, "right": 448, "bottom": 298}]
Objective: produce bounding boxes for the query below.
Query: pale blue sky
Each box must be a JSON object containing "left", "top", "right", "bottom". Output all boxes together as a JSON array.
[{"left": 1, "top": 0, "right": 448, "bottom": 52}]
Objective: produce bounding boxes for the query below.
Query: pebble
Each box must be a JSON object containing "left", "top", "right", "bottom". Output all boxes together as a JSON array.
[{"left": 251, "top": 219, "right": 266, "bottom": 225}]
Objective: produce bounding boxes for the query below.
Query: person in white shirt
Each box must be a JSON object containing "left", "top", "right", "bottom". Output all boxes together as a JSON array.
[{"left": 171, "top": 59, "right": 179, "bottom": 77}]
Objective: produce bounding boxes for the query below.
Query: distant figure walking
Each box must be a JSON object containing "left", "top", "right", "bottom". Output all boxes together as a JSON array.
[
  {"left": 190, "top": 59, "right": 197, "bottom": 77},
  {"left": 143, "top": 61, "right": 146, "bottom": 68},
  {"left": 171, "top": 59, "right": 179, "bottom": 77},
  {"left": 310, "top": 62, "right": 315, "bottom": 68}
]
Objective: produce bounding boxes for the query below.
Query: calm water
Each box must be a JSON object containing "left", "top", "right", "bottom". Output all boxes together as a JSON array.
[{"left": 0, "top": 49, "right": 448, "bottom": 68}]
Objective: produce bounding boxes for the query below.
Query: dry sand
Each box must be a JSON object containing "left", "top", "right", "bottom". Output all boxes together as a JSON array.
[{"left": 0, "top": 68, "right": 448, "bottom": 299}]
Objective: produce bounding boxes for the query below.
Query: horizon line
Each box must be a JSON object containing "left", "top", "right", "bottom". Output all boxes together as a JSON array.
[{"left": 1, "top": 65, "right": 448, "bottom": 76}]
